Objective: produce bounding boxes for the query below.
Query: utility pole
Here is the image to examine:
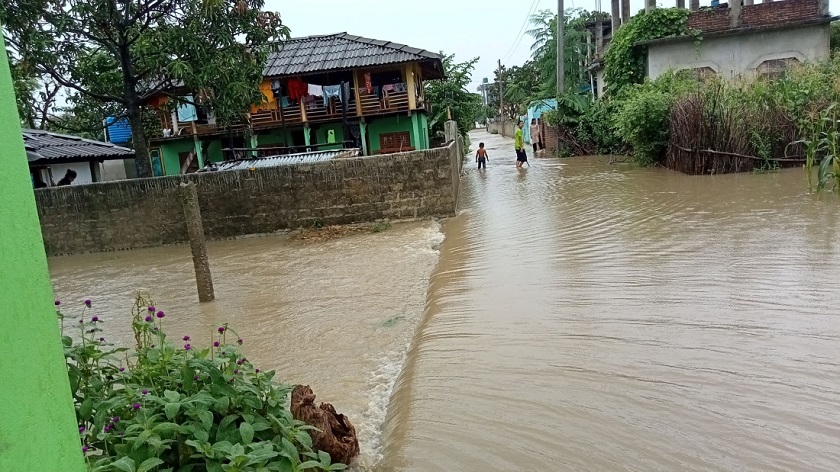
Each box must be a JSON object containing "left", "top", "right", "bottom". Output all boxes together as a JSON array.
[
  {"left": 557, "top": 0, "right": 564, "bottom": 97},
  {"left": 498, "top": 59, "right": 504, "bottom": 136}
]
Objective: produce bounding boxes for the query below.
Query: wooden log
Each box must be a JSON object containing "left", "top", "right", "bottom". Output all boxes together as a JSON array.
[{"left": 291, "top": 385, "right": 360, "bottom": 466}]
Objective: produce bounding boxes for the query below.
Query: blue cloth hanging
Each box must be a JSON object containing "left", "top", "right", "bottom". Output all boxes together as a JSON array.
[
  {"left": 177, "top": 95, "right": 197, "bottom": 122},
  {"left": 323, "top": 85, "right": 341, "bottom": 107}
]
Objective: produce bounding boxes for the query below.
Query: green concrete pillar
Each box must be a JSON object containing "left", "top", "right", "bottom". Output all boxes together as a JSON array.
[
  {"left": 360, "top": 122, "right": 368, "bottom": 156},
  {"left": 304, "top": 126, "right": 311, "bottom": 147},
  {"left": 0, "top": 39, "right": 85, "bottom": 471},
  {"left": 250, "top": 132, "right": 258, "bottom": 158},
  {"left": 410, "top": 113, "right": 421, "bottom": 149},
  {"left": 193, "top": 138, "right": 205, "bottom": 169}
]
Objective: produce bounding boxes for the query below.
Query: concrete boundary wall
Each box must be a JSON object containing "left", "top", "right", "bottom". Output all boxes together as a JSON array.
[
  {"left": 487, "top": 121, "right": 517, "bottom": 138},
  {"left": 36, "top": 142, "right": 459, "bottom": 256}
]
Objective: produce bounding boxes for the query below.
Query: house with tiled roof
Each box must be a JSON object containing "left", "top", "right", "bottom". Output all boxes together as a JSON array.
[
  {"left": 144, "top": 33, "right": 444, "bottom": 176},
  {"left": 24, "top": 129, "right": 136, "bottom": 187}
]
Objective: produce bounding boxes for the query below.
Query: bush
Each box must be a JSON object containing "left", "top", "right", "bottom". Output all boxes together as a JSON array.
[
  {"left": 614, "top": 88, "right": 672, "bottom": 166},
  {"left": 60, "top": 295, "right": 346, "bottom": 472},
  {"left": 576, "top": 99, "right": 624, "bottom": 155}
]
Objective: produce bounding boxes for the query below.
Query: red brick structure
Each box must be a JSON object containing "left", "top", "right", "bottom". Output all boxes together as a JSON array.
[{"left": 687, "top": 0, "right": 822, "bottom": 33}]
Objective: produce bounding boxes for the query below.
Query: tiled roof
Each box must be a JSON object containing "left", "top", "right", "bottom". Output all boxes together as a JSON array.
[
  {"left": 200, "top": 149, "right": 361, "bottom": 172},
  {"left": 264, "top": 33, "right": 443, "bottom": 79},
  {"left": 23, "top": 129, "right": 135, "bottom": 164}
]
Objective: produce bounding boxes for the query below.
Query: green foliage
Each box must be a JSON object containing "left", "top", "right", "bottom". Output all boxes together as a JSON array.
[
  {"left": 794, "top": 104, "right": 840, "bottom": 192},
  {"left": 576, "top": 99, "right": 624, "bottom": 155},
  {"left": 424, "top": 54, "right": 482, "bottom": 138},
  {"left": 614, "top": 71, "right": 699, "bottom": 165},
  {"left": 831, "top": 21, "right": 840, "bottom": 51},
  {"left": 604, "top": 8, "right": 694, "bottom": 97},
  {"left": 59, "top": 295, "right": 345, "bottom": 472},
  {"left": 2, "top": 0, "right": 290, "bottom": 176}
]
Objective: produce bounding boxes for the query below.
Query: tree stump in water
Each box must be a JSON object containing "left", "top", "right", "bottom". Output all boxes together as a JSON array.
[{"left": 291, "top": 385, "right": 360, "bottom": 465}]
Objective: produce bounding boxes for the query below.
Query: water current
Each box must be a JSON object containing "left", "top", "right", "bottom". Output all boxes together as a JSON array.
[{"left": 50, "top": 129, "right": 840, "bottom": 471}]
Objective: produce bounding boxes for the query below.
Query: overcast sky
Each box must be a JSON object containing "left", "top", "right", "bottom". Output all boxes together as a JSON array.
[{"left": 266, "top": 0, "right": 838, "bottom": 93}]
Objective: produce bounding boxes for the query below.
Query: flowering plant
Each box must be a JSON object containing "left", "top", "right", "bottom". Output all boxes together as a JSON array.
[{"left": 59, "top": 294, "right": 346, "bottom": 472}]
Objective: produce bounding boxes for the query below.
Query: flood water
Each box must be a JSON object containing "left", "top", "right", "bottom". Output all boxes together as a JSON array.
[{"left": 50, "top": 129, "right": 840, "bottom": 471}]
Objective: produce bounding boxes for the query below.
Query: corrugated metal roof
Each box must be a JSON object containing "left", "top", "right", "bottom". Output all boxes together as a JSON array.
[
  {"left": 200, "top": 149, "right": 360, "bottom": 172},
  {"left": 23, "top": 129, "right": 135, "bottom": 164},
  {"left": 264, "top": 33, "right": 443, "bottom": 79}
]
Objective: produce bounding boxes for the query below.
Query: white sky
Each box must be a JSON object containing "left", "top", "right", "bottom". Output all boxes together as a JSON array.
[{"left": 267, "top": 0, "right": 839, "bottom": 93}]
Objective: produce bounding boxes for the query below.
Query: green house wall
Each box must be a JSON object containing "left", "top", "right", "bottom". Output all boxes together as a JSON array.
[
  {"left": 0, "top": 40, "right": 85, "bottom": 472},
  {"left": 368, "top": 114, "right": 419, "bottom": 153},
  {"left": 158, "top": 138, "right": 195, "bottom": 176}
]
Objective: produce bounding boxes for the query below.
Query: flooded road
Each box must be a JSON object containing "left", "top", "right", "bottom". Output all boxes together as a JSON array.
[
  {"left": 50, "top": 128, "right": 840, "bottom": 471},
  {"left": 49, "top": 222, "right": 443, "bottom": 467},
  {"left": 379, "top": 130, "right": 840, "bottom": 471}
]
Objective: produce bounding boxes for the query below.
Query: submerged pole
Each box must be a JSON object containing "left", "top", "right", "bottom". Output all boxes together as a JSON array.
[{"left": 179, "top": 182, "right": 215, "bottom": 302}]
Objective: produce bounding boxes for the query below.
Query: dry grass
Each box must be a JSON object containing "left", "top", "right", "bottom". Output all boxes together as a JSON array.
[{"left": 292, "top": 221, "right": 392, "bottom": 243}]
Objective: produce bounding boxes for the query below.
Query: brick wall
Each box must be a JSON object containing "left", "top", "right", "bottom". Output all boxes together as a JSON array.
[
  {"left": 687, "top": 0, "right": 821, "bottom": 33},
  {"left": 36, "top": 143, "right": 459, "bottom": 256}
]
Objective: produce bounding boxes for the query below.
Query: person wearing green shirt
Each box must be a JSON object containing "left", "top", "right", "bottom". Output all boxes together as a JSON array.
[{"left": 514, "top": 120, "right": 528, "bottom": 168}]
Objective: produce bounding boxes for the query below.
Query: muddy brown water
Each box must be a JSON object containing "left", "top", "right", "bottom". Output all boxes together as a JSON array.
[{"left": 50, "top": 129, "right": 840, "bottom": 471}]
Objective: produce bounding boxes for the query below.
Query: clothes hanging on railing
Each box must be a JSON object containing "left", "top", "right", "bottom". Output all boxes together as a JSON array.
[
  {"left": 280, "top": 96, "right": 291, "bottom": 108},
  {"left": 364, "top": 73, "right": 373, "bottom": 94},
  {"left": 287, "top": 78, "right": 308, "bottom": 101},
  {"left": 308, "top": 84, "right": 323, "bottom": 97},
  {"left": 327, "top": 129, "right": 336, "bottom": 144},
  {"left": 322, "top": 85, "right": 342, "bottom": 107}
]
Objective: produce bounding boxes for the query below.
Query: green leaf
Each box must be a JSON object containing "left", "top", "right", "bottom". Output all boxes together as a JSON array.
[
  {"left": 318, "top": 450, "right": 331, "bottom": 466},
  {"left": 79, "top": 397, "right": 93, "bottom": 419},
  {"left": 182, "top": 365, "right": 195, "bottom": 391},
  {"left": 164, "top": 402, "right": 181, "bottom": 420},
  {"left": 296, "top": 461, "right": 320, "bottom": 471},
  {"left": 137, "top": 457, "right": 164, "bottom": 472},
  {"left": 111, "top": 457, "right": 137, "bottom": 472},
  {"left": 327, "top": 464, "right": 348, "bottom": 471},
  {"left": 240, "top": 421, "right": 255, "bottom": 445},
  {"left": 199, "top": 410, "right": 214, "bottom": 430},
  {"left": 295, "top": 430, "right": 312, "bottom": 450},
  {"left": 163, "top": 390, "right": 180, "bottom": 403}
]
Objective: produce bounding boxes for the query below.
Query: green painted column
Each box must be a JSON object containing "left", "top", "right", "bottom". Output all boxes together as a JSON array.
[
  {"left": 410, "top": 113, "right": 421, "bottom": 149},
  {"left": 250, "top": 132, "right": 259, "bottom": 158},
  {"left": 360, "top": 122, "right": 368, "bottom": 156},
  {"left": 193, "top": 138, "right": 205, "bottom": 169},
  {"left": 0, "top": 39, "right": 85, "bottom": 471},
  {"left": 304, "top": 126, "right": 311, "bottom": 147}
]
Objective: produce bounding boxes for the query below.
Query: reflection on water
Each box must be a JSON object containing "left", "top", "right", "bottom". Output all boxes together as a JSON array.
[
  {"left": 49, "top": 221, "right": 443, "bottom": 467},
  {"left": 379, "top": 130, "right": 840, "bottom": 471}
]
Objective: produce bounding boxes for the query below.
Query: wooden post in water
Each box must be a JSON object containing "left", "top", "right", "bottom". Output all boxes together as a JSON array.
[{"left": 179, "top": 182, "right": 215, "bottom": 302}]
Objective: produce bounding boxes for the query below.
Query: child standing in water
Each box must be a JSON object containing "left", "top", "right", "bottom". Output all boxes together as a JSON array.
[{"left": 476, "top": 142, "right": 489, "bottom": 170}]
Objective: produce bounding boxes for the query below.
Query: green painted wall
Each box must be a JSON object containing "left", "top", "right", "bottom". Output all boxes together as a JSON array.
[
  {"left": 0, "top": 41, "right": 85, "bottom": 472},
  {"left": 367, "top": 115, "right": 416, "bottom": 153},
  {"left": 159, "top": 138, "right": 195, "bottom": 175},
  {"left": 206, "top": 140, "right": 224, "bottom": 163},
  {"left": 418, "top": 113, "right": 430, "bottom": 150},
  {"left": 256, "top": 129, "right": 289, "bottom": 146},
  {"left": 314, "top": 123, "right": 345, "bottom": 151}
]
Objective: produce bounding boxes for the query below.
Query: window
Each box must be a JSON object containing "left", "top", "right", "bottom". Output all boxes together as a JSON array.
[
  {"left": 379, "top": 131, "right": 411, "bottom": 151},
  {"left": 691, "top": 67, "right": 717, "bottom": 83},
  {"left": 757, "top": 57, "right": 800, "bottom": 80},
  {"left": 179, "top": 151, "right": 199, "bottom": 174}
]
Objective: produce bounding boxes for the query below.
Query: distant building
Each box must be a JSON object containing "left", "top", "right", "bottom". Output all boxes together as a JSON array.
[
  {"left": 643, "top": 0, "right": 834, "bottom": 81},
  {"left": 144, "top": 33, "right": 444, "bottom": 176},
  {"left": 24, "top": 129, "right": 135, "bottom": 187}
]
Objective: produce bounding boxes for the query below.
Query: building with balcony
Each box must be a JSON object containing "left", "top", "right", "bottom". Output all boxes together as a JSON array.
[{"left": 146, "top": 33, "right": 444, "bottom": 176}]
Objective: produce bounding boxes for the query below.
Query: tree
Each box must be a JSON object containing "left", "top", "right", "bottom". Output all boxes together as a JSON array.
[
  {"left": 527, "top": 8, "right": 603, "bottom": 96},
  {"left": 424, "top": 53, "right": 482, "bottom": 138},
  {"left": 2, "top": 0, "right": 289, "bottom": 177}
]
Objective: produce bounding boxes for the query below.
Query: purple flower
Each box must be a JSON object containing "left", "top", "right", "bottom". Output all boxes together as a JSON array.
[
  {"left": 218, "top": 326, "right": 226, "bottom": 334},
  {"left": 141, "top": 389, "right": 148, "bottom": 395},
  {"left": 132, "top": 403, "right": 141, "bottom": 410},
  {"left": 237, "top": 338, "right": 243, "bottom": 345},
  {"left": 236, "top": 359, "right": 243, "bottom": 365},
  {"left": 91, "top": 315, "right": 99, "bottom": 323},
  {"left": 221, "top": 351, "right": 226, "bottom": 356},
  {"left": 78, "top": 319, "right": 84, "bottom": 324},
  {"left": 103, "top": 425, "right": 111, "bottom": 433},
  {"left": 156, "top": 310, "right": 165, "bottom": 319},
  {"left": 153, "top": 328, "right": 158, "bottom": 332},
  {"left": 84, "top": 299, "right": 92, "bottom": 307},
  {"left": 79, "top": 426, "right": 85, "bottom": 433},
  {"left": 112, "top": 416, "right": 120, "bottom": 423},
  {"left": 255, "top": 369, "right": 260, "bottom": 373},
  {"left": 82, "top": 445, "right": 89, "bottom": 453},
  {"left": 213, "top": 341, "right": 220, "bottom": 347},
  {"left": 193, "top": 375, "right": 199, "bottom": 381},
  {"left": 119, "top": 367, "right": 125, "bottom": 372},
  {"left": 55, "top": 300, "right": 61, "bottom": 306},
  {"left": 184, "top": 344, "right": 191, "bottom": 350},
  {"left": 147, "top": 306, "right": 155, "bottom": 312},
  {"left": 182, "top": 335, "right": 190, "bottom": 341},
  {"left": 99, "top": 337, "right": 105, "bottom": 342}
]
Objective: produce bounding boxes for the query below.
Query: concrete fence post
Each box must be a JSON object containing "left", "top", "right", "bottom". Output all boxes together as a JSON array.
[
  {"left": 730, "top": 0, "right": 742, "bottom": 27},
  {"left": 178, "top": 182, "right": 215, "bottom": 303},
  {"left": 444, "top": 120, "right": 458, "bottom": 145}
]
